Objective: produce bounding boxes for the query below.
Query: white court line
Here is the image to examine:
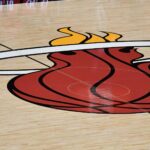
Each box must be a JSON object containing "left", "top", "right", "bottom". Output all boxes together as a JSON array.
[
  {"left": 0, "top": 70, "right": 40, "bottom": 75},
  {"left": 0, "top": 41, "right": 150, "bottom": 59},
  {"left": 0, "top": 41, "right": 149, "bottom": 75}
]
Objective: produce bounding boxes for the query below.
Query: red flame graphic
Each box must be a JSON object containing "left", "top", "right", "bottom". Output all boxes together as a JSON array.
[{"left": 8, "top": 47, "right": 150, "bottom": 114}]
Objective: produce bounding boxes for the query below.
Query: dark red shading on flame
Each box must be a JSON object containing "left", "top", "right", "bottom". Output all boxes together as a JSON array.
[{"left": 8, "top": 47, "right": 150, "bottom": 114}]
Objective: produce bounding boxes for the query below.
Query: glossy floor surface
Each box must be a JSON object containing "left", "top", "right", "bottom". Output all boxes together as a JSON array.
[{"left": 0, "top": 1, "right": 150, "bottom": 149}]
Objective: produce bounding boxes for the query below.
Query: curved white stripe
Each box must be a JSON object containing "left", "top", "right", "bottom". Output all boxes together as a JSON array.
[
  {"left": 0, "top": 41, "right": 150, "bottom": 59},
  {"left": 0, "top": 69, "right": 40, "bottom": 75},
  {"left": 133, "top": 59, "right": 150, "bottom": 63},
  {"left": 0, "top": 41, "right": 149, "bottom": 75}
]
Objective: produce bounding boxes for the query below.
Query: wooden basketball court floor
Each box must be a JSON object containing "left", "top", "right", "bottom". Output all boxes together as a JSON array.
[{"left": 0, "top": 0, "right": 150, "bottom": 149}]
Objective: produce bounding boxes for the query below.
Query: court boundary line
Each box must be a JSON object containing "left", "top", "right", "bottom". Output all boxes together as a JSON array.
[{"left": 0, "top": 41, "right": 149, "bottom": 74}]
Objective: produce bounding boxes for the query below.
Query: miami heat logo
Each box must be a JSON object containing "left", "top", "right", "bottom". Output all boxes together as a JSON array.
[{"left": 0, "top": 27, "right": 150, "bottom": 114}]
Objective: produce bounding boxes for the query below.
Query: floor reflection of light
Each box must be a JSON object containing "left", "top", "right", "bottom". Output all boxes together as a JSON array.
[
  {"left": 26, "top": 0, "right": 36, "bottom": 8},
  {"left": 6, "top": 0, "right": 14, "bottom": 11},
  {"left": 0, "top": 1, "right": 2, "bottom": 11},
  {"left": 40, "top": 0, "right": 48, "bottom": 9}
]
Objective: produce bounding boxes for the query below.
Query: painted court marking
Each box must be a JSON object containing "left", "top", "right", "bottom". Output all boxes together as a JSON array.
[{"left": 0, "top": 41, "right": 150, "bottom": 75}]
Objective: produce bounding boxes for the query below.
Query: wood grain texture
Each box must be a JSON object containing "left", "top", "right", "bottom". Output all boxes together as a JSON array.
[{"left": 0, "top": 0, "right": 150, "bottom": 150}]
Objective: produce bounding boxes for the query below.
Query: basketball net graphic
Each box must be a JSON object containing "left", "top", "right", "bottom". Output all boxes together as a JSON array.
[{"left": 0, "top": 27, "right": 150, "bottom": 114}]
